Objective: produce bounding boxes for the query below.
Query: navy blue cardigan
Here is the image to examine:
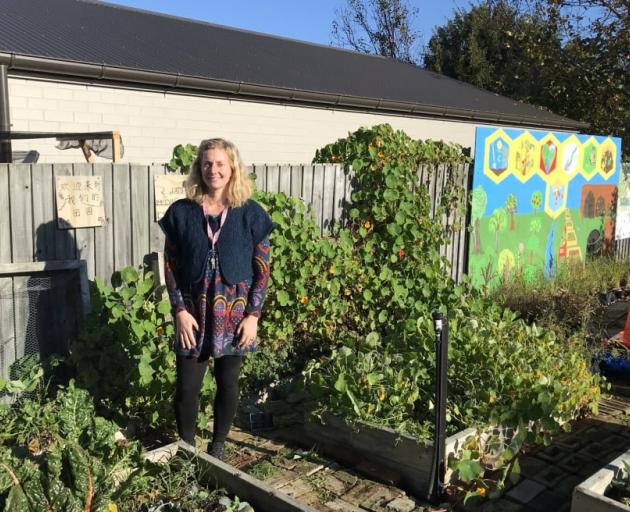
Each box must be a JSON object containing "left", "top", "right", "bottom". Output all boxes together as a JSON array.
[{"left": 158, "top": 198, "right": 275, "bottom": 289}]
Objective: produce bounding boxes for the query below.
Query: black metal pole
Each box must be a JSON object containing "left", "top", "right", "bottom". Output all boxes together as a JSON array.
[
  {"left": 0, "top": 65, "right": 12, "bottom": 163},
  {"left": 427, "top": 310, "right": 448, "bottom": 504}
]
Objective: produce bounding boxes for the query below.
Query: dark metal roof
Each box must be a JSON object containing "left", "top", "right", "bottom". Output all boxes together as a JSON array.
[{"left": 0, "top": 0, "right": 586, "bottom": 130}]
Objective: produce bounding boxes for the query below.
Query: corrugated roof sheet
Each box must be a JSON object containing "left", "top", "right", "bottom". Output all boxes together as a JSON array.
[{"left": 0, "top": 0, "right": 583, "bottom": 128}]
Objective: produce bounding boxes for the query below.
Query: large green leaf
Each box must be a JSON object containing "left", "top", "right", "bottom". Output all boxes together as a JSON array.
[
  {"left": 456, "top": 459, "right": 482, "bottom": 481},
  {"left": 334, "top": 373, "right": 347, "bottom": 393}
]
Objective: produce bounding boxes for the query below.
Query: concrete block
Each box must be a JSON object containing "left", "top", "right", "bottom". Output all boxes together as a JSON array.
[
  {"left": 572, "top": 445, "right": 630, "bottom": 512},
  {"left": 518, "top": 455, "right": 548, "bottom": 479},
  {"left": 558, "top": 453, "right": 592, "bottom": 474},
  {"left": 537, "top": 445, "right": 571, "bottom": 463},
  {"left": 532, "top": 465, "right": 569, "bottom": 488},
  {"left": 480, "top": 499, "right": 523, "bottom": 511},
  {"left": 528, "top": 489, "right": 569, "bottom": 512},
  {"left": 505, "top": 479, "right": 546, "bottom": 504}
]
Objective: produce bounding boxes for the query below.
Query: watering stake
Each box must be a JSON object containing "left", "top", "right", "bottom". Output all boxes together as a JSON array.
[{"left": 427, "top": 310, "right": 448, "bottom": 504}]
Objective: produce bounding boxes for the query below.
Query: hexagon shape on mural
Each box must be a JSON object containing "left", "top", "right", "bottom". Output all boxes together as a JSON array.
[
  {"left": 597, "top": 138, "right": 617, "bottom": 177},
  {"left": 544, "top": 179, "right": 568, "bottom": 219},
  {"left": 581, "top": 138, "right": 598, "bottom": 178},
  {"left": 559, "top": 135, "right": 582, "bottom": 177},
  {"left": 538, "top": 135, "right": 560, "bottom": 177},
  {"left": 484, "top": 129, "right": 511, "bottom": 184},
  {"left": 510, "top": 131, "right": 538, "bottom": 183}
]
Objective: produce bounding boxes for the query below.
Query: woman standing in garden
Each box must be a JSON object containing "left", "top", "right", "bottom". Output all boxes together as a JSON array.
[{"left": 158, "top": 138, "right": 274, "bottom": 460}]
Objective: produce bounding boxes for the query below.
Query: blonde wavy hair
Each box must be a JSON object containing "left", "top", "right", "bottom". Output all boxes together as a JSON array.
[{"left": 186, "top": 138, "right": 253, "bottom": 207}]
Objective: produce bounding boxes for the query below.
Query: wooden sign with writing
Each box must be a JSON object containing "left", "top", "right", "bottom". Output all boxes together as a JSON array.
[
  {"left": 154, "top": 174, "right": 188, "bottom": 220},
  {"left": 55, "top": 176, "right": 105, "bottom": 229}
]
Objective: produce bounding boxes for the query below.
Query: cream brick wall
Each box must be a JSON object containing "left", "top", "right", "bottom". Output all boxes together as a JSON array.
[{"left": 8, "top": 75, "right": 509, "bottom": 165}]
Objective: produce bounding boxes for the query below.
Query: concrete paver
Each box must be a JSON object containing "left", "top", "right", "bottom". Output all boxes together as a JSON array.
[
  {"left": 223, "top": 377, "right": 630, "bottom": 512},
  {"left": 505, "top": 480, "right": 546, "bottom": 504}
]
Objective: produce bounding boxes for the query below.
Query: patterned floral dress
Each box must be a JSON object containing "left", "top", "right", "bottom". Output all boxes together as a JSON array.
[{"left": 164, "top": 211, "right": 271, "bottom": 360}]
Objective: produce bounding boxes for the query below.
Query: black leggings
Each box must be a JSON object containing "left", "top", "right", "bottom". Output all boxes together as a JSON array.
[{"left": 175, "top": 354, "right": 243, "bottom": 444}]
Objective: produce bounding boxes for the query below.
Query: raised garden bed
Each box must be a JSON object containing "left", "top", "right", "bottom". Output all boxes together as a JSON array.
[
  {"left": 572, "top": 447, "right": 630, "bottom": 512},
  {"left": 272, "top": 410, "right": 475, "bottom": 499},
  {"left": 145, "top": 441, "right": 319, "bottom": 512}
]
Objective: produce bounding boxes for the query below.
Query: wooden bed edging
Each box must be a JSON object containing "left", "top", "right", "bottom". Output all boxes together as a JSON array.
[
  {"left": 144, "top": 441, "right": 319, "bottom": 512},
  {"left": 274, "top": 411, "right": 475, "bottom": 499}
]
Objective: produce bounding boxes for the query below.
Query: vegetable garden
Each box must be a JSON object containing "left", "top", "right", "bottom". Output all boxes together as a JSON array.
[{"left": 1, "top": 124, "right": 625, "bottom": 510}]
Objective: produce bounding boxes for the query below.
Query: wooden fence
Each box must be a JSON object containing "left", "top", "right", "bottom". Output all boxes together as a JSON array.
[
  {"left": 0, "top": 162, "right": 471, "bottom": 284},
  {"left": 1, "top": 160, "right": 629, "bottom": 381}
]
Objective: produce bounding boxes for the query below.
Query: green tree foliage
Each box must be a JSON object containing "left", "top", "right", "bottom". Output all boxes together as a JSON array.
[
  {"left": 424, "top": 1, "right": 562, "bottom": 106},
  {"left": 331, "top": 0, "right": 422, "bottom": 63},
  {"left": 424, "top": 0, "right": 629, "bottom": 158}
]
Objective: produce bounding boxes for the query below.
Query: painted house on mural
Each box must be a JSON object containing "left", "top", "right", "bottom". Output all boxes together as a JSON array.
[{"left": 0, "top": 0, "right": 587, "bottom": 165}]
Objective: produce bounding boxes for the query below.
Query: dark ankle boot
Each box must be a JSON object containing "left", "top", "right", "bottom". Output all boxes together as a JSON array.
[{"left": 207, "top": 441, "right": 225, "bottom": 461}]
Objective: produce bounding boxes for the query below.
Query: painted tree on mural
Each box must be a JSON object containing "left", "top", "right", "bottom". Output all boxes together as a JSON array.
[
  {"left": 526, "top": 234, "right": 540, "bottom": 264},
  {"left": 488, "top": 207, "right": 508, "bottom": 252},
  {"left": 471, "top": 186, "right": 488, "bottom": 254},
  {"left": 530, "top": 190, "right": 543, "bottom": 213},
  {"left": 505, "top": 193, "right": 518, "bottom": 230},
  {"left": 528, "top": 218, "right": 543, "bottom": 263},
  {"left": 498, "top": 248, "right": 516, "bottom": 281}
]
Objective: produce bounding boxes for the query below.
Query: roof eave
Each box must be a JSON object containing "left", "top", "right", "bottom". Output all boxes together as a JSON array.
[{"left": 0, "top": 52, "right": 589, "bottom": 131}]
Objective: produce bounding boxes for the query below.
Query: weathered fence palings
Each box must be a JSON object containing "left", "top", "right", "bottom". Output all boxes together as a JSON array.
[{"left": 0, "top": 162, "right": 474, "bottom": 285}]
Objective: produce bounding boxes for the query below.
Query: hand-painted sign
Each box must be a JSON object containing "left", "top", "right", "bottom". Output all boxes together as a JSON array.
[
  {"left": 55, "top": 176, "right": 105, "bottom": 229},
  {"left": 154, "top": 174, "right": 188, "bottom": 220}
]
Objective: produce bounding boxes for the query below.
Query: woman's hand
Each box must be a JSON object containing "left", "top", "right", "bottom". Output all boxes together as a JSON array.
[
  {"left": 176, "top": 310, "right": 199, "bottom": 350},
  {"left": 236, "top": 315, "right": 259, "bottom": 348}
]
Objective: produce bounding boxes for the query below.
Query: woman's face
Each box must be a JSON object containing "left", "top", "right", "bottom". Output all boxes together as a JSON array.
[{"left": 201, "top": 147, "right": 233, "bottom": 193}]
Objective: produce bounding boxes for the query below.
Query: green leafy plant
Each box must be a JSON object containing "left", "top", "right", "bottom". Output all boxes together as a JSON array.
[
  {"left": 0, "top": 440, "right": 117, "bottom": 511},
  {"left": 0, "top": 355, "right": 43, "bottom": 395},
  {"left": 447, "top": 427, "right": 525, "bottom": 506},
  {"left": 247, "top": 460, "right": 279, "bottom": 481},
  {"left": 607, "top": 460, "right": 630, "bottom": 507},
  {"left": 300, "top": 124, "right": 601, "bottom": 503},
  {"left": 169, "top": 143, "right": 198, "bottom": 172},
  {"left": 69, "top": 267, "right": 216, "bottom": 434},
  {"left": 494, "top": 256, "right": 630, "bottom": 343}
]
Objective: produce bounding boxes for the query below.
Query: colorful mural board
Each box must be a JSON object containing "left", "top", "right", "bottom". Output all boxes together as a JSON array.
[{"left": 468, "top": 127, "right": 622, "bottom": 287}]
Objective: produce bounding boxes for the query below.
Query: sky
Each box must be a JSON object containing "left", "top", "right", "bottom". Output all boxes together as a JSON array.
[{"left": 104, "top": 0, "right": 469, "bottom": 52}]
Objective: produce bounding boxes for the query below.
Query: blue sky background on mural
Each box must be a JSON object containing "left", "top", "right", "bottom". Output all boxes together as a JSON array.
[
  {"left": 473, "top": 127, "right": 622, "bottom": 215},
  {"left": 104, "top": 0, "right": 466, "bottom": 48}
]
